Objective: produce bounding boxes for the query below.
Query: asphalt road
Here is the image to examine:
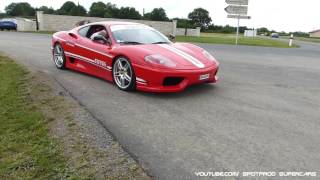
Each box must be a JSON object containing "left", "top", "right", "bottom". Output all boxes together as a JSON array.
[{"left": 1, "top": 32, "right": 320, "bottom": 180}]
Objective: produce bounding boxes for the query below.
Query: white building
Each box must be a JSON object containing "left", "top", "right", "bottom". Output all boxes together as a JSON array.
[
  {"left": 244, "top": 29, "right": 257, "bottom": 37},
  {"left": 309, "top": 29, "right": 320, "bottom": 38}
]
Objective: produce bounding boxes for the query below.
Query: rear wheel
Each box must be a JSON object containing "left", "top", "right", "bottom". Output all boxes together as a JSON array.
[
  {"left": 112, "top": 57, "right": 136, "bottom": 91},
  {"left": 53, "top": 43, "right": 66, "bottom": 69}
]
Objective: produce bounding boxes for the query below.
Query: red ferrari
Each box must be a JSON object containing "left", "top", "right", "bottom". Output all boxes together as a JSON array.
[{"left": 52, "top": 21, "right": 219, "bottom": 92}]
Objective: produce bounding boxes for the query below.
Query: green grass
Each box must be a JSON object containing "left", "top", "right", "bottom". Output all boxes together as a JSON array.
[
  {"left": 22, "top": 31, "right": 56, "bottom": 35},
  {"left": 176, "top": 33, "right": 297, "bottom": 48},
  {"left": 282, "top": 36, "right": 320, "bottom": 44},
  {"left": 201, "top": 32, "right": 238, "bottom": 38},
  {"left": 0, "top": 56, "right": 72, "bottom": 179}
]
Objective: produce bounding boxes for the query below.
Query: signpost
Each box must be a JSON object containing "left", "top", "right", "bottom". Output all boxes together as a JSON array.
[
  {"left": 225, "top": 0, "right": 251, "bottom": 45},
  {"left": 225, "top": 5, "right": 248, "bottom": 15},
  {"left": 226, "top": 0, "right": 249, "bottom": 5},
  {"left": 227, "top": 15, "right": 251, "bottom": 19}
]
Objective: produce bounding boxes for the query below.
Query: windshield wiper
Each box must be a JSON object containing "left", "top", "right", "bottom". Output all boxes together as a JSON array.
[
  {"left": 120, "top": 41, "right": 144, "bottom": 45},
  {"left": 152, "top": 41, "right": 169, "bottom": 44}
]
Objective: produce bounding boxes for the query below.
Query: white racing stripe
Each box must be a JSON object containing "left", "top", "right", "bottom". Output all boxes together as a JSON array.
[
  {"left": 75, "top": 43, "right": 114, "bottom": 58},
  {"left": 53, "top": 35, "right": 66, "bottom": 42},
  {"left": 158, "top": 44, "right": 205, "bottom": 68},
  {"left": 65, "top": 51, "right": 112, "bottom": 71},
  {"left": 136, "top": 77, "right": 147, "bottom": 84},
  {"left": 52, "top": 35, "right": 113, "bottom": 59}
]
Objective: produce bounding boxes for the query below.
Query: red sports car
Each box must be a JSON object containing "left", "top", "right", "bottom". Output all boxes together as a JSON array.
[{"left": 52, "top": 21, "right": 219, "bottom": 92}]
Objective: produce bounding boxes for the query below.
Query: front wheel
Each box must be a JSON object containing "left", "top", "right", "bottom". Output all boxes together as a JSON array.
[
  {"left": 112, "top": 57, "right": 136, "bottom": 91},
  {"left": 53, "top": 43, "right": 66, "bottom": 69}
]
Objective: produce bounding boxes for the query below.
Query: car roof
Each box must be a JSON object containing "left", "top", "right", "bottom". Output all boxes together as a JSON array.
[
  {"left": 75, "top": 21, "right": 150, "bottom": 31},
  {"left": 87, "top": 21, "right": 143, "bottom": 26},
  {"left": 0, "top": 21, "right": 15, "bottom": 23}
]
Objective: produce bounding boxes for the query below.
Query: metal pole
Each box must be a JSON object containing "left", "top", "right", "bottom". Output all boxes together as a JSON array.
[
  {"left": 35, "top": 11, "right": 39, "bottom": 31},
  {"left": 185, "top": 19, "right": 188, "bottom": 36},
  {"left": 236, "top": 14, "right": 240, "bottom": 45}
]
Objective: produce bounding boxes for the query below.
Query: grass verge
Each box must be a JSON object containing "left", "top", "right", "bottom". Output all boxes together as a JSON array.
[
  {"left": 0, "top": 55, "right": 150, "bottom": 179},
  {"left": 176, "top": 33, "right": 298, "bottom": 48},
  {"left": 282, "top": 36, "right": 320, "bottom": 44},
  {"left": 0, "top": 55, "right": 71, "bottom": 179},
  {"left": 22, "top": 31, "right": 56, "bottom": 35}
]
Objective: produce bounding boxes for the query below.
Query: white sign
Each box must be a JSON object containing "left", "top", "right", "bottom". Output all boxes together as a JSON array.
[
  {"left": 225, "top": 5, "right": 248, "bottom": 15},
  {"left": 224, "top": 0, "right": 250, "bottom": 45},
  {"left": 226, "top": 0, "right": 249, "bottom": 5},
  {"left": 227, "top": 15, "right": 251, "bottom": 19}
]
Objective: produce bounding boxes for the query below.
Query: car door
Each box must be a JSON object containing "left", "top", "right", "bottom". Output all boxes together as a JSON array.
[{"left": 75, "top": 25, "right": 114, "bottom": 80}]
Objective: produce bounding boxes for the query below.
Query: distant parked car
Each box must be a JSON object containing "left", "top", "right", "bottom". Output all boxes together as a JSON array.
[
  {"left": 0, "top": 21, "right": 17, "bottom": 31},
  {"left": 270, "top": 33, "right": 279, "bottom": 38}
]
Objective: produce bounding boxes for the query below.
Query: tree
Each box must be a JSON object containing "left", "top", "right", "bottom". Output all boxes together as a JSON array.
[
  {"left": 69, "top": 4, "right": 87, "bottom": 16},
  {"left": 257, "top": 27, "right": 270, "bottom": 35},
  {"left": 143, "top": 13, "right": 151, "bottom": 20},
  {"left": 89, "top": 1, "right": 107, "bottom": 17},
  {"left": 89, "top": 2, "right": 119, "bottom": 18},
  {"left": 0, "top": 12, "right": 5, "bottom": 18},
  {"left": 205, "top": 24, "right": 236, "bottom": 33},
  {"left": 174, "top": 18, "right": 196, "bottom": 29},
  {"left": 117, "top": 7, "right": 141, "bottom": 19},
  {"left": 239, "top": 26, "right": 248, "bottom": 33},
  {"left": 188, "top": 8, "right": 212, "bottom": 29},
  {"left": 104, "top": 3, "right": 119, "bottom": 18},
  {"left": 37, "top": 6, "right": 55, "bottom": 14},
  {"left": 291, "top": 31, "right": 309, "bottom": 37},
  {"left": 56, "top": 1, "right": 77, "bottom": 15},
  {"left": 5, "top": 2, "right": 35, "bottom": 16},
  {"left": 55, "top": 2, "right": 86, "bottom": 16},
  {"left": 145, "top": 8, "right": 169, "bottom": 21}
]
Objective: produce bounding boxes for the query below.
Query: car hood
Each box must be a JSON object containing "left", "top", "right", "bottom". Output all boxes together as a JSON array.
[{"left": 114, "top": 43, "right": 218, "bottom": 70}]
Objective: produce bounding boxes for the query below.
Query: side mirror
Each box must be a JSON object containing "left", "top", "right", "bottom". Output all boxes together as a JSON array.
[
  {"left": 93, "top": 35, "right": 110, "bottom": 45},
  {"left": 168, "top": 34, "right": 176, "bottom": 41}
]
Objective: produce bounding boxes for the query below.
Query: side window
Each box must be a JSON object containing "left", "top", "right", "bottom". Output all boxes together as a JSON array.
[
  {"left": 87, "top": 25, "right": 108, "bottom": 39},
  {"left": 78, "top": 26, "right": 90, "bottom": 37}
]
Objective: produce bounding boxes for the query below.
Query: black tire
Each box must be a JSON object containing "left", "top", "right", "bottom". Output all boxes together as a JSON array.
[
  {"left": 53, "top": 43, "right": 66, "bottom": 69},
  {"left": 112, "top": 57, "right": 136, "bottom": 91}
]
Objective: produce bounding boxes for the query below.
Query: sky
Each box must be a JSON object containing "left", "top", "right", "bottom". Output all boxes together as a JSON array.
[{"left": 1, "top": 0, "right": 320, "bottom": 32}]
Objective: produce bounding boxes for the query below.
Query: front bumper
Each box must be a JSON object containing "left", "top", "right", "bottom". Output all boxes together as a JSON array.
[{"left": 133, "top": 64, "right": 219, "bottom": 92}]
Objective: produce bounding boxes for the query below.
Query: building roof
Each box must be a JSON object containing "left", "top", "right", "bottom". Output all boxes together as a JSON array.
[{"left": 310, "top": 29, "right": 320, "bottom": 33}]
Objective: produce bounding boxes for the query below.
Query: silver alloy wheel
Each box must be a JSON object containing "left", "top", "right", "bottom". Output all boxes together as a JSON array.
[
  {"left": 113, "top": 58, "right": 133, "bottom": 89},
  {"left": 53, "top": 44, "right": 64, "bottom": 68}
]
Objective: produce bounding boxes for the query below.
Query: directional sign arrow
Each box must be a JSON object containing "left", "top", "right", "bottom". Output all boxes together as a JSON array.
[
  {"left": 227, "top": 14, "right": 251, "bottom": 19},
  {"left": 226, "top": 0, "right": 249, "bottom": 5},
  {"left": 225, "top": 5, "right": 248, "bottom": 15}
]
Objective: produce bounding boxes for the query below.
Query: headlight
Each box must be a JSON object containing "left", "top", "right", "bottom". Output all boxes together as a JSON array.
[
  {"left": 145, "top": 54, "right": 176, "bottom": 68},
  {"left": 202, "top": 50, "right": 216, "bottom": 62}
]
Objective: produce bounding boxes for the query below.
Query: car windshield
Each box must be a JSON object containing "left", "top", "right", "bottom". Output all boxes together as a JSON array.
[{"left": 110, "top": 24, "right": 170, "bottom": 45}]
